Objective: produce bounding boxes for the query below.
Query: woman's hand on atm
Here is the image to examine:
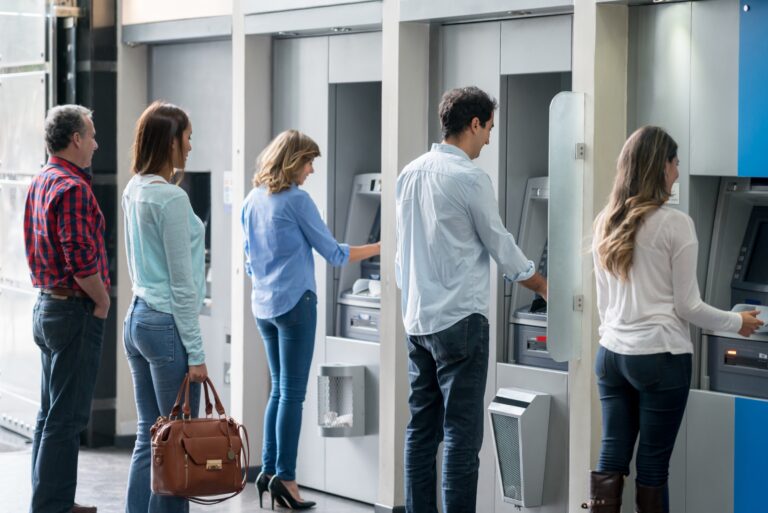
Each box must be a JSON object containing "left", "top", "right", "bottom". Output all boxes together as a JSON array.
[
  {"left": 348, "top": 242, "right": 380, "bottom": 263},
  {"left": 738, "top": 310, "right": 764, "bottom": 337}
]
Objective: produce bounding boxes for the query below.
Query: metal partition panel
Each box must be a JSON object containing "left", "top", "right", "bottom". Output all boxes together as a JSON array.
[
  {"left": 328, "top": 32, "right": 382, "bottom": 84},
  {"left": 500, "top": 15, "right": 572, "bottom": 75},
  {"left": 149, "top": 39, "right": 233, "bottom": 412},
  {"left": 0, "top": 0, "right": 46, "bottom": 67},
  {"left": 325, "top": 336, "right": 379, "bottom": 503},
  {"left": 0, "top": 72, "right": 46, "bottom": 174},
  {"left": 686, "top": 391, "right": 734, "bottom": 513},
  {"left": 690, "top": 0, "right": 739, "bottom": 176},
  {"left": 272, "top": 35, "right": 330, "bottom": 492},
  {"left": 628, "top": 3, "right": 692, "bottom": 210},
  {"left": 547, "top": 92, "right": 584, "bottom": 362}
]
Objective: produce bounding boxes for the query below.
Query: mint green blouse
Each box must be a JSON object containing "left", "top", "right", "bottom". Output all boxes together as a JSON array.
[{"left": 122, "top": 173, "right": 206, "bottom": 365}]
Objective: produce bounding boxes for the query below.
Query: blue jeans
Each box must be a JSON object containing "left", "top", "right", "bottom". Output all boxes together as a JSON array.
[
  {"left": 123, "top": 297, "right": 200, "bottom": 513},
  {"left": 404, "top": 313, "right": 489, "bottom": 513},
  {"left": 256, "top": 290, "right": 317, "bottom": 481},
  {"left": 595, "top": 345, "right": 691, "bottom": 489},
  {"left": 30, "top": 293, "right": 105, "bottom": 513}
]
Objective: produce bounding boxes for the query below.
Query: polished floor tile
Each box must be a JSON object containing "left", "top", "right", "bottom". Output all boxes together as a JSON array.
[{"left": 2, "top": 442, "right": 374, "bottom": 513}]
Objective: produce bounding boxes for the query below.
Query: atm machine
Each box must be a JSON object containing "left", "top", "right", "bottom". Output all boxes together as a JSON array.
[
  {"left": 703, "top": 184, "right": 768, "bottom": 398},
  {"left": 335, "top": 173, "right": 382, "bottom": 342},
  {"left": 507, "top": 177, "right": 567, "bottom": 371}
]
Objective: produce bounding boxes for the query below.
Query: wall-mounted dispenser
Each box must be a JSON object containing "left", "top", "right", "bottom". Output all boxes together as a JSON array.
[
  {"left": 317, "top": 363, "right": 366, "bottom": 437},
  {"left": 488, "top": 387, "right": 551, "bottom": 507}
]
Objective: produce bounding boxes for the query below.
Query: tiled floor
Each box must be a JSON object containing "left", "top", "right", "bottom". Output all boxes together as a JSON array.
[{"left": 2, "top": 435, "right": 373, "bottom": 513}]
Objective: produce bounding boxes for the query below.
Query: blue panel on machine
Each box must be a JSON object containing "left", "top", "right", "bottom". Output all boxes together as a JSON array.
[
  {"left": 738, "top": 1, "right": 768, "bottom": 177},
  {"left": 734, "top": 397, "right": 768, "bottom": 512}
]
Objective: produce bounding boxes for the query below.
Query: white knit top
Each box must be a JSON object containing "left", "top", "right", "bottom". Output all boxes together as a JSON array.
[{"left": 593, "top": 207, "right": 742, "bottom": 355}]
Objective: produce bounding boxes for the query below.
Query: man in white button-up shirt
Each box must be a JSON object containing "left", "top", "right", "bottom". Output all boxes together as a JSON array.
[{"left": 396, "top": 86, "right": 548, "bottom": 513}]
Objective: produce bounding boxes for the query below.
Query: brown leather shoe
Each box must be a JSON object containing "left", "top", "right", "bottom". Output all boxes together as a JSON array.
[{"left": 71, "top": 504, "right": 97, "bottom": 513}]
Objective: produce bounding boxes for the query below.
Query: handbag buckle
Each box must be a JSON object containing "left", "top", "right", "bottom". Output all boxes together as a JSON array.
[{"left": 206, "top": 459, "right": 223, "bottom": 470}]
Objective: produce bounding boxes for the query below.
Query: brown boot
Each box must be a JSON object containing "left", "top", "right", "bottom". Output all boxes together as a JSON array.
[
  {"left": 580, "top": 471, "right": 624, "bottom": 512},
  {"left": 635, "top": 482, "right": 667, "bottom": 513}
]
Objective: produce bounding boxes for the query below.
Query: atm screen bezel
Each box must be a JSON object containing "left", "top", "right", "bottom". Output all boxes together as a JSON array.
[{"left": 732, "top": 206, "right": 768, "bottom": 294}]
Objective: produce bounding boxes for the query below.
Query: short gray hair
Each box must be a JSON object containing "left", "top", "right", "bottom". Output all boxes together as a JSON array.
[{"left": 44, "top": 105, "right": 93, "bottom": 154}]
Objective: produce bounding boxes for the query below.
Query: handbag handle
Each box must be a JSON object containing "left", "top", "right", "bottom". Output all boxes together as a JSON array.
[
  {"left": 169, "top": 375, "right": 191, "bottom": 419},
  {"left": 169, "top": 375, "right": 228, "bottom": 419},
  {"left": 201, "top": 377, "right": 226, "bottom": 416}
]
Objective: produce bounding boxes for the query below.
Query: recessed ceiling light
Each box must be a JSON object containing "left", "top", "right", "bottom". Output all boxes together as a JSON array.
[
  {"left": 331, "top": 27, "right": 352, "bottom": 33},
  {"left": 277, "top": 31, "right": 299, "bottom": 36}
]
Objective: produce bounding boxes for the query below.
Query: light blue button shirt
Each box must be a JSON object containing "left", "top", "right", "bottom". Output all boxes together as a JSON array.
[
  {"left": 395, "top": 143, "right": 535, "bottom": 336},
  {"left": 242, "top": 184, "right": 350, "bottom": 319},
  {"left": 122, "top": 174, "right": 206, "bottom": 365}
]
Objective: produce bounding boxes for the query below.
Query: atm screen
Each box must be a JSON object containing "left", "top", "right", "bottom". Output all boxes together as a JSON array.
[{"left": 744, "top": 222, "right": 768, "bottom": 284}]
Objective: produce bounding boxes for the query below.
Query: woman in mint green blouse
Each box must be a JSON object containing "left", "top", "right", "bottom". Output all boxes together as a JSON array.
[{"left": 122, "top": 101, "right": 207, "bottom": 513}]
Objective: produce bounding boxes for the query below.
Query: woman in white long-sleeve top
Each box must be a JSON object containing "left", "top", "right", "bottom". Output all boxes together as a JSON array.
[
  {"left": 122, "top": 101, "right": 208, "bottom": 513},
  {"left": 583, "top": 126, "right": 763, "bottom": 513}
]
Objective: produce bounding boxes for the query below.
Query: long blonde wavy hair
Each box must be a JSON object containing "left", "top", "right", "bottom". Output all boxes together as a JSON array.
[
  {"left": 253, "top": 129, "right": 320, "bottom": 193},
  {"left": 595, "top": 126, "right": 678, "bottom": 281}
]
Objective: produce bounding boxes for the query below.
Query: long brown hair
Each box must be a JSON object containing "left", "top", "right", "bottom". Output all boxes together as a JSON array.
[
  {"left": 131, "top": 101, "right": 189, "bottom": 183},
  {"left": 253, "top": 130, "right": 320, "bottom": 193},
  {"left": 595, "top": 126, "right": 678, "bottom": 281}
]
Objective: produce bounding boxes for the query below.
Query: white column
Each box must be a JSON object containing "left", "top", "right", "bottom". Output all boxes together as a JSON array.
[
  {"left": 569, "top": 3, "right": 628, "bottom": 511},
  {"left": 378, "top": 1, "right": 430, "bottom": 508},
  {"left": 115, "top": 0, "right": 148, "bottom": 438},
  {"left": 230, "top": 0, "right": 272, "bottom": 461}
]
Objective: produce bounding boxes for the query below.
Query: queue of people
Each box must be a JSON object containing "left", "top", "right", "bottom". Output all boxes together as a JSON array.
[{"left": 22, "top": 87, "right": 762, "bottom": 513}]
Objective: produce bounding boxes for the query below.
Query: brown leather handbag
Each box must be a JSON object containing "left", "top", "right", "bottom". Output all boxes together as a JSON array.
[{"left": 150, "top": 375, "right": 250, "bottom": 505}]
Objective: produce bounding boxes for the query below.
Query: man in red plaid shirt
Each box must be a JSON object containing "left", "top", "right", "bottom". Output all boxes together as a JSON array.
[{"left": 24, "top": 105, "right": 110, "bottom": 513}]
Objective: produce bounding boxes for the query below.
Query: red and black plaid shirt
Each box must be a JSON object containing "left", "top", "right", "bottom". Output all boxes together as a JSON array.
[{"left": 24, "top": 156, "right": 110, "bottom": 291}]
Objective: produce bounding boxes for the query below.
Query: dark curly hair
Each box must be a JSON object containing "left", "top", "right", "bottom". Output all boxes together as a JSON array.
[{"left": 438, "top": 86, "right": 497, "bottom": 139}]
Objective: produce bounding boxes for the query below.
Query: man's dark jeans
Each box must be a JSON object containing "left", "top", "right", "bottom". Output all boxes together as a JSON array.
[
  {"left": 30, "top": 293, "right": 105, "bottom": 513},
  {"left": 404, "top": 313, "right": 489, "bottom": 513},
  {"left": 595, "top": 345, "right": 692, "bottom": 489}
]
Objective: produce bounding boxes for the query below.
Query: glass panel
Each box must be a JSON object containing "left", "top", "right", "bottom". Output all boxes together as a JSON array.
[
  {"left": 0, "top": 0, "right": 46, "bottom": 67},
  {"left": 0, "top": 72, "right": 47, "bottom": 174},
  {"left": 0, "top": 178, "right": 33, "bottom": 289},
  {"left": 547, "top": 92, "right": 585, "bottom": 361},
  {"left": 0, "top": 286, "right": 41, "bottom": 436}
]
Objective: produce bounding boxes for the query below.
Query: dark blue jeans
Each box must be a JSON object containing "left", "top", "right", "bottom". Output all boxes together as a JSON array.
[
  {"left": 30, "top": 293, "right": 105, "bottom": 513},
  {"left": 256, "top": 290, "right": 317, "bottom": 481},
  {"left": 404, "top": 313, "right": 489, "bottom": 513},
  {"left": 595, "top": 345, "right": 692, "bottom": 488},
  {"left": 123, "top": 297, "right": 200, "bottom": 513}
]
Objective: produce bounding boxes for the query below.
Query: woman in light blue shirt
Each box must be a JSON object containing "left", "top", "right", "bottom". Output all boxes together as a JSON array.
[
  {"left": 242, "top": 130, "right": 379, "bottom": 510},
  {"left": 122, "top": 101, "right": 208, "bottom": 513}
]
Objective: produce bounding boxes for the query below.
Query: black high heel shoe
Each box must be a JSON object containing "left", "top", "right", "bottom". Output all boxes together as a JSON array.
[
  {"left": 256, "top": 472, "right": 272, "bottom": 509},
  {"left": 268, "top": 476, "right": 316, "bottom": 510}
]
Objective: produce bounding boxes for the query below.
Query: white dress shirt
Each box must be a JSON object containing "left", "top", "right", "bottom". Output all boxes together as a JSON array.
[{"left": 395, "top": 143, "right": 535, "bottom": 336}]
